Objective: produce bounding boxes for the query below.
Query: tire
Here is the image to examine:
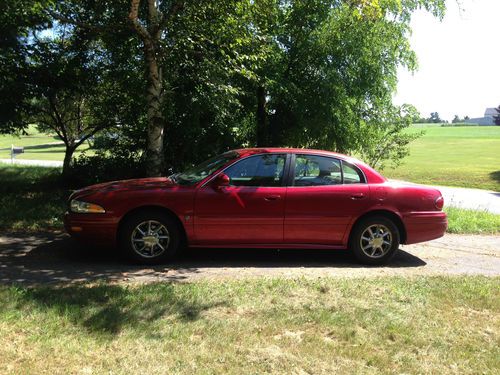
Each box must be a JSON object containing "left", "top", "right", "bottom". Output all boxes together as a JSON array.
[
  {"left": 349, "top": 216, "right": 400, "bottom": 265},
  {"left": 118, "top": 210, "right": 181, "bottom": 265}
]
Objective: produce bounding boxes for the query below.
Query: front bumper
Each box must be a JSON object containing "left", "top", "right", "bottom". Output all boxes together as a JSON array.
[
  {"left": 64, "top": 211, "right": 118, "bottom": 247},
  {"left": 403, "top": 211, "right": 447, "bottom": 245}
]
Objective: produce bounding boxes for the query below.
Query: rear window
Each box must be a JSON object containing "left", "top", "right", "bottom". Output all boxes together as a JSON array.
[{"left": 342, "top": 162, "right": 365, "bottom": 184}]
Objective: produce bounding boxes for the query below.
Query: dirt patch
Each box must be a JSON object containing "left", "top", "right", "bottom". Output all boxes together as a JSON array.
[{"left": 0, "top": 233, "right": 499, "bottom": 285}]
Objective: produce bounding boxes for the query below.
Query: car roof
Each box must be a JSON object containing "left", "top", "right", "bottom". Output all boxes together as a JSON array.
[{"left": 232, "top": 147, "right": 357, "bottom": 162}]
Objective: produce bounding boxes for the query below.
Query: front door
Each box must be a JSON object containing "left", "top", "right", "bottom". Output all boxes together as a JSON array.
[
  {"left": 194, "top": 153, "right": 288, "bottom": 245},
  {"left": 284, "top": 154, "right": 371, "bottom": 245}
]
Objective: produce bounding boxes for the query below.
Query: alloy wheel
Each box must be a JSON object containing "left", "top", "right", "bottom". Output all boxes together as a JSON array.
[
  {"left": 130, "top": 220, "right": 170, "bottom": 258},
  {"left": 359, "top": 224, "right": 392, "bottom": 259}
]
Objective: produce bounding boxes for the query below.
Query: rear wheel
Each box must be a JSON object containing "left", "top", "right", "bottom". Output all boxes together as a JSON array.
[
  {"left": 119, "top": 210, "right": 181, "bottom": 264},
  {"left": 350, "top": 216, "right": 400, "bottom": 265}
]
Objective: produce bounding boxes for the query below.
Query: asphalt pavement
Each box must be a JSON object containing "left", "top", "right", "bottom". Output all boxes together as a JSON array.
[{"left": 0, "top": 233, "right": 498, "bottom": 285}]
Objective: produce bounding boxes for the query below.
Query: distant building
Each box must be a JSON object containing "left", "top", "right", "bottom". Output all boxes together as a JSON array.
[
  {"left": 484, "top": 108, "right": 498, "bottom": 118},
  {"left": 467, "top": 107, "right": 497, "bottom": 125}
]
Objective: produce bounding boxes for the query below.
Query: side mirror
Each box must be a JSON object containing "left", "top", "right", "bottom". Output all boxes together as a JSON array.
[{"left": 213, "top": 173, "right": 230, "bottom": 189}]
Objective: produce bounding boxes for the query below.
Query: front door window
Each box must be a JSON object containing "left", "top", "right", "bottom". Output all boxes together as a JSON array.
[{"left": 224, "top": 154, "right": 286, "bottom": 187}]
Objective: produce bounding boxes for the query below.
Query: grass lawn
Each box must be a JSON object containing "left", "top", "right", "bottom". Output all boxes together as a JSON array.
[
  {"left": 382, "top": 125, "right": 500, "bottom": 191},
  {"left": 0, "top": 143, "right": 93, "bottom": 161},
  {"left": 445, "top": 207, "right": 500, "bottom": 235},
  {"left": 0, "top": 277, "right": 498, "bottom": 374},
  {"left": 0, "top": 125, "right": 56, "bottom": 149},
  {"left": 0, "top": 125, "right": 93, "bottom": 161}
]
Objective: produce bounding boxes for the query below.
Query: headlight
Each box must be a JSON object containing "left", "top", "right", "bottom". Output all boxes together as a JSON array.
[{"left": 70, "top": 199, "right": 106, "bottom": 214}]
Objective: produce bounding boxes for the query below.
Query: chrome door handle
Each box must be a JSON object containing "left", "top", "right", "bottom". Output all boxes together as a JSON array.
[
  {"left": 264, "top": 195, "right": 281, "bottom": 201},
  {"left": 350, "top": 193, "right": 365, "bottom": 200}
]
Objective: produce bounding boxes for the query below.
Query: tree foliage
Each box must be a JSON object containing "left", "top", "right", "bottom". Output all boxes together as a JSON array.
[
  {"left": 0, "top": 0, "right": 447, "bottom": 178},
  {"left": 0, "top": 0, "right": 52, "bottom": 132},
  {"left": 494, "top": 106, "right": 500, "bottom": 126}
]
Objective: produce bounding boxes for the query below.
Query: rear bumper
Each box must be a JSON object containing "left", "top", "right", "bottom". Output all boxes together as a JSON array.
[
  {"left": 403, "top": 211, "right": 447, "bottom": 245},
  {"left": 64, "top": 212, "right": 118, "bottom": 247}
]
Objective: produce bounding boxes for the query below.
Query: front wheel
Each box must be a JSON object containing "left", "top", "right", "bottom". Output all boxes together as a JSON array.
[
  {"left": 350, "top": 216, "right": 400, "bottom": 265},
  {"left": 119, "top": 210, "right": 181, "bottom": 265}
]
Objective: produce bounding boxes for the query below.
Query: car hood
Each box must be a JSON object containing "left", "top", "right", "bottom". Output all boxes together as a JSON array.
[{"left": 70, "top": 177, "right": 176, "bottom": 200}]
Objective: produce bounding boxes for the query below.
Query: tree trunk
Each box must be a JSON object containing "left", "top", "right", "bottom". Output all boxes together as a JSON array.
[
  {"left": 144, "top": 42, "right": 165, "bottom": 177},
  {"left": 62, "top": 144, "right": 76, "bottom": 178},
  {"left": 129, "top": 0, "right": 166, "bottom": 177},
  {"left": 256, "top": 85, "right": 268, "bottom": 147}
]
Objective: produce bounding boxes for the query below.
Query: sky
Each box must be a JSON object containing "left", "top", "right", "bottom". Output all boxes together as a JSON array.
[{"left": 393, "top": 0, "right": 500, "bottom": 121}]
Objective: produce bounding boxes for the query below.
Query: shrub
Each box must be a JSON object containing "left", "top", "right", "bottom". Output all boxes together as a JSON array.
[{"left": 68, "top": 153, "right": 146, "bottom": 186}]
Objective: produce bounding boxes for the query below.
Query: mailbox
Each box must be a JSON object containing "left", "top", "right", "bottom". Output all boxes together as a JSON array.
[
  {"left": 10, "top": 145, "right": 25, "bottom": 163},
  {"left": 12, "top": 146, "right": 24, "bottom": 155}
]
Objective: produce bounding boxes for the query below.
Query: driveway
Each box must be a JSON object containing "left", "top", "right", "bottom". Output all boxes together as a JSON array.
[
  {"left": 437, "top": 185, "right": 500, "bottom": 214},
  {"left": 0, "top": 233, "right": 498, "bottom": 285}
]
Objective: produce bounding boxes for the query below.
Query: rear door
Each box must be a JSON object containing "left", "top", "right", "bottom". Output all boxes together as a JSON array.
[{"left": 284, "top": 154, "right": 371, "bottom": 245}]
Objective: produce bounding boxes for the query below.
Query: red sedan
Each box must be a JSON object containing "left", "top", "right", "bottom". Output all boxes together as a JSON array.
[{"left": 65, "top": 148, "right": 447, "bottom": 265}]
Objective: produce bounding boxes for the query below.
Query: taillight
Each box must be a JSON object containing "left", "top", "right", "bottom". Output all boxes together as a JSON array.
[{"left": 435, "top": 196, "right": 444, "bottom": 210}]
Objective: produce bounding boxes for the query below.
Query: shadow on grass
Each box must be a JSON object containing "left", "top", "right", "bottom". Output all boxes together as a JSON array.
[
  {"left": 12, "top": 283, "right": 227, "bottom": 336},
  {"left": 22, "top": 143, "right": 64, "bottom": 151},
  {"left": 0, "top": 165, "right": 68, "bottom": 230},
  {"left": 489, "top": 171, "right": 500, "bottom": 193},
  {"left": 23, "top": 148, "right": 73, "bottom": 155},
  {"left": 0, "top": 164, "right": 63, "bottom": 190},
  {"left": 490, "top": 170, "right": 500, "bottom": 182},
  {"left": 0, "top": 140, "right": 64, "bottom": 152}
]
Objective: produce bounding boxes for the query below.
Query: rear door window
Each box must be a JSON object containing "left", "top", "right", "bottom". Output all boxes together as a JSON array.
[{"left": 293, "top": 155, "right": 342, "bottom": 186}]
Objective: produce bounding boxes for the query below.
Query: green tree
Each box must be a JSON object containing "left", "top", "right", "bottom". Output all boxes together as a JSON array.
[
  {"left": 493, "top": 106, "right": 500, "bottom": 126},
  {"left": 126, "top": 0, "right": 185, "bottom": 176},
  {"left": 429, "top": 112, "right": 442, "bottom": 123},
  {"left": 49, "top": 0, "right": 186, "bottom": 176},
  {"left": 0, "top": 4, "right": 118, "bottom": 177},
  {"left": 20, "top": 32, "right": 113, "bottom": 175},
  {"left": 51, "top": 0, "right": 261, "bottom": 175},
  {"left": 358, "top": 104, "right": 423, "bottom": 168},
  {"left": 248, "top": 0, "right": 445, "bottom": 165},
  {"left": 0, "top": 0, "right": 51, "bottom": 133},
  {"left": 2, "top": 0, "right": 449, "bottom": 178}
]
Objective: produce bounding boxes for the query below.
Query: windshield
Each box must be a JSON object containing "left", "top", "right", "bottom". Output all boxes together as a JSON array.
[{"left": 172, "top": 151, "right": 239, "bottom": 185}]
